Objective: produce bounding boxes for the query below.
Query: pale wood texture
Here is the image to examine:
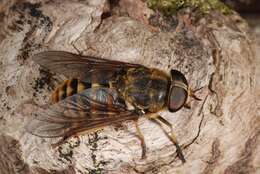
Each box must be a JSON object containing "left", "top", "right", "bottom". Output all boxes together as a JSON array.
[{"left": 0, "top": 0, "right": 259, "bottom": 173}]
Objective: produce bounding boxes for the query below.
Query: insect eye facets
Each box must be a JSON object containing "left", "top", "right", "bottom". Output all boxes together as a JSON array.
[{"left": 168, "top": 87, "right": 187, "bottom": 112}]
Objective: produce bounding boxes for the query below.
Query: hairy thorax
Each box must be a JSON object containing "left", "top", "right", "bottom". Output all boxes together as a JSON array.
[{"left": 117, "top": 67, "right": 170, "bottom": 113}]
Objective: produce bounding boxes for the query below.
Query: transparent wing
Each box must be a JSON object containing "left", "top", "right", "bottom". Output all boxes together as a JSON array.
[
  {"left": 32, "top": 51, "right": 143, "bottom": 80},
  {"left": 26, "top": 88, "right": 138, "bottom": 138}
]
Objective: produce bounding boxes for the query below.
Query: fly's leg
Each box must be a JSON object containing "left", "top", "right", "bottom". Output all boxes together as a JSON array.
[
  {"left": 149, "top": 115, "right": 186, "bottom": 163},
  {"left": 156, "top": 116, "right": 186, "bottom": 163},
  {"left": 134, "top": 119, "right": 147, "bottom": 159}
]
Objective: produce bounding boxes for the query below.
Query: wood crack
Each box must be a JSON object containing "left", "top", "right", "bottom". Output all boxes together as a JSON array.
[
  {"left": 202, "top": 138, "right": 221, "bottom": 174},
  {"left": 183, "top": 94, "right": 209, "bottom": 149}
]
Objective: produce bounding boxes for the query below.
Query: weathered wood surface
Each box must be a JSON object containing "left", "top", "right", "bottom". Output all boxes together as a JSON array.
[{"left": 0, "top": 0, "right": 259, "bottom": 173}]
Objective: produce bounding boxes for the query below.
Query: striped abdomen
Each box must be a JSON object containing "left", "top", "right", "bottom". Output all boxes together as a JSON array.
[
  {"left": 51, "top": 78, "right": 123, "bottom": 119},
  {"left": 51, "top": 79, "right": 91, "bottom": 103}
]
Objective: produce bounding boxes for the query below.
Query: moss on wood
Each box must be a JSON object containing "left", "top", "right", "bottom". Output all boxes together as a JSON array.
[{"left": 147, "top": 0, "right": 232, "bottom": 16}]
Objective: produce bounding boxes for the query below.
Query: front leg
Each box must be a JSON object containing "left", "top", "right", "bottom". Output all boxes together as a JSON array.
[{"left": 148, "top": 114, "right": 186, "bottom": 163}]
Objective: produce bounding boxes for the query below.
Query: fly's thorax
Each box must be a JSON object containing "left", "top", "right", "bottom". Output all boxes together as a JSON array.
[{"left": 121, "top": 67, "right": 170, "bottom": 113}]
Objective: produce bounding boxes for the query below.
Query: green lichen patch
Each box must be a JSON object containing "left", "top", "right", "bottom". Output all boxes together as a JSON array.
[{"left": 147, "top": 0, "right": 233, "bottom": 16}]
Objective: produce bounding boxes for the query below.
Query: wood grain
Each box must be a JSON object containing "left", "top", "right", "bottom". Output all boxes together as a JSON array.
[{"left": 0, "top": 0, "right": 259, "bottom": 173}]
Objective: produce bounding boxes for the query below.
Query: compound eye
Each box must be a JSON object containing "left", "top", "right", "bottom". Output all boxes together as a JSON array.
[
  {"left": 170, "top": 70, "right": 188, "bottom": 85},
  {"left": 168, "top": 86, "right": 188, "bottom": 112}
]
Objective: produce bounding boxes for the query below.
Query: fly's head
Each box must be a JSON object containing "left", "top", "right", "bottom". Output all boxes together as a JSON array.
[{"left": 168, "top": 70, "right": 201, "bottom": 113}]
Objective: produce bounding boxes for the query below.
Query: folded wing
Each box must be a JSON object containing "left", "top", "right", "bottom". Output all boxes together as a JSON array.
[
  {"left": 26, "top": 88, "right": 139, "bottom": 138},
  {"left": 32, "top": 51, "right": 143, "bottom": 82}
]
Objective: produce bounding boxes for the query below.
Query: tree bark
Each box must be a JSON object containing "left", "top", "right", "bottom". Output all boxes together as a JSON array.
[{"left": 0, "top": 0, "right": 259, "bottom": 173}]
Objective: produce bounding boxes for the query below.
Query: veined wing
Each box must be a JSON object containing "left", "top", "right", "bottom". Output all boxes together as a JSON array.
[
  {"left": 32, "top": 51, "right": 144, "bottom": 81},
  {"left": 26, "top": 88, "right": 139, "bottom": 138}
]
